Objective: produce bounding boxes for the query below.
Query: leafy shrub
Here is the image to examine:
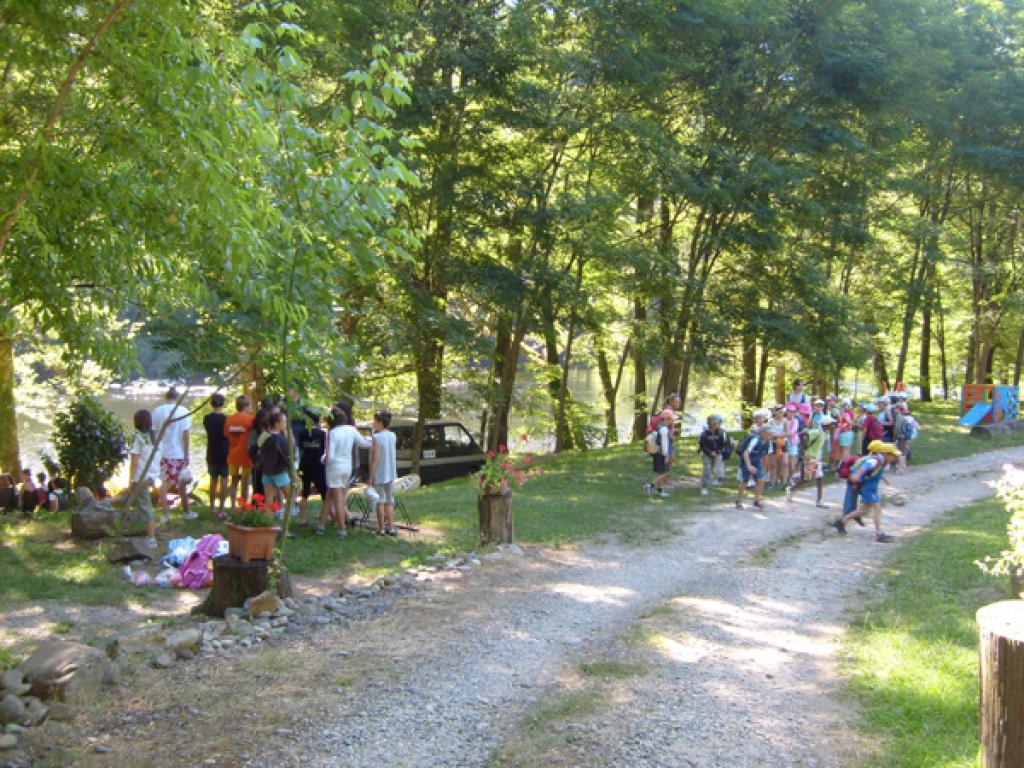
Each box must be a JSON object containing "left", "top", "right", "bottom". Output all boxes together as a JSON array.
[
  {"left": 977, "top": 463, "right": 1024, "bottom": 576},
  {"left": 52, "top": 395, "right": 127, "bottom": 493}
]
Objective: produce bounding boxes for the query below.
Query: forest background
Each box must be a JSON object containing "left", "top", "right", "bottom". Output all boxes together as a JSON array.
[{"left": 1, "top": 0, "right": 1022, "bottom": 475}]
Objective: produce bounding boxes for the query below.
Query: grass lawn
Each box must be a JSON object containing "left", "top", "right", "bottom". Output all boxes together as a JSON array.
[
  {"left": 2, "top": 397, "right": 1021, "bottom": 612},
  {"left": 843, "top": 496, "right": 1012, "bottom": 767}
]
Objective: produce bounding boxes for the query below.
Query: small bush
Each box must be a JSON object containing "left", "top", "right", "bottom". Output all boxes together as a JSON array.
[{"left": 52, "top": 395, "right": 127, "bottom": 493}]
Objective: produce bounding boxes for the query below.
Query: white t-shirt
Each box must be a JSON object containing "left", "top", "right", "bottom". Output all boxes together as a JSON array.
[
  {"left": 130, "top": 432, "right": 162, "bottom": 482},
  {"left": 152, "top": 403, "right": 192, "bottom": 461},
  {"left": 325, "top": 425, "right": 371, "bottom": 474}
]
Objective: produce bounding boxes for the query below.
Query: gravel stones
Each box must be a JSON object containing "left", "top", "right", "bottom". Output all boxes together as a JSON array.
[
  {"left": 165, "top": 629, "right": 202, "bottom": 656},
  {"left": 245, "top": 591, "right": 281, "bottom": 617}
]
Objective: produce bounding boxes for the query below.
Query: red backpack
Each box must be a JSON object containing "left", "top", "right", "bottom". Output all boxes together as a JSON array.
[{"left": 837, "top": 455, "right": 859, "bottom": 479}]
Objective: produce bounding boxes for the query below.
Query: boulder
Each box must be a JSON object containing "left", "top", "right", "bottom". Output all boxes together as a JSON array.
[
  {"left": 151, "top": 654, "right": 174, "bottom": 670},
  {"left": 18, "top": 641, "right": 116, "bottom": 703},
  {"left": 0, "top": 671, "right": 22, "bottom": 691},
  {"left": 245, "top": 591, "right": 281, "bottom": 617},
  {"left": 105, "top": 538, "right": 154, "bottom": 564},
  {"left": 0, "top": 733, "right": 17, "bottom": 750},
  {"left": 70, "top": 488, "right": 116, "bottom": 540},
  {"left": 164, "top": 629, "right": 201, "bottom": 654},
  {"left": 0, "top": 696, "right": 25, "bottom": 725}
]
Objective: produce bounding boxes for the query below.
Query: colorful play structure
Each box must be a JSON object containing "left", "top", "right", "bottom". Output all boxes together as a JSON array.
[{"left": 960, "top": 384, "right": 1023, "bottom": 437}]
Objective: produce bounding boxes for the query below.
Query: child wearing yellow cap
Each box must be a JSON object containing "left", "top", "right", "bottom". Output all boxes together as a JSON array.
[{"left": 833, "top": 440, "right": 902, "bottom": 542}]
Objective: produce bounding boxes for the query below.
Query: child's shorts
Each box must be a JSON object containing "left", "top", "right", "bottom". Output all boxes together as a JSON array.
[
  {"left": 787, "top": 444, "right": 800, "bottom": 457},
  {"left": 207, "top": 462, "right": 228, "bottom": 479},
  {"left": 373, "top": 482, "right": 395, "bottom": 505},
  {"left": 803, "top": 457, "right": 823, "bottom": 481},
  {"left": 263, "top": 471, "right": 290, "bottom": 488},
  {"left": 838, "top": 432, "right": 854, "bottom": 448}
]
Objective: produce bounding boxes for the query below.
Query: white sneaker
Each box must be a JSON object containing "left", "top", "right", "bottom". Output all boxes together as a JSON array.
[
  {"left": 785, "top": 487, "right": 793, "bottom": 502},
  {"left": 184, "top": 511, "right": 198, "bottom": 521},
  {"left": 700, "top": 488, "right": 709, "bottom": 497}
]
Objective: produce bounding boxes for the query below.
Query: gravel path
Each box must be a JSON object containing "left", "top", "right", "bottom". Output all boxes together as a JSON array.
[{"left": 264, "top": 447, "right": 1019, "bottom": 768}]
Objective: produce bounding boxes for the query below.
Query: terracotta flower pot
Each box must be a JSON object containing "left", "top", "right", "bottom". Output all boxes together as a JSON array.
[{"left": 225, "top": 522, "right": 281, "bottom": 563}]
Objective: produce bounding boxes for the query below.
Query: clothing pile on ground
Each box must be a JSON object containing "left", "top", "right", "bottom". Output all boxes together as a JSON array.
[{"left": 123, "top": 533, "right": 227, "bottom": 589}]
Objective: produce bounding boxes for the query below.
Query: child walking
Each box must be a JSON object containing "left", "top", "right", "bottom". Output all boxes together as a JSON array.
[
  {"left": 369, "top": 410, "right": 398, "bottom": 536},
  {"left": 698, "top": 414, "right": 730, "bottom": 496},
  {"left": 129, "top": 409, "right": 161, "bottom": 549}
]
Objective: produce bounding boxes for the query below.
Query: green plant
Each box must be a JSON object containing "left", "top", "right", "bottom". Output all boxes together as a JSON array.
[
  {"left": 477, "top": 438, "right": 543, "bottom": 495},
  {"left": 227, "top": 493, "right": 278, "bottom": 528},
  {"left": 51, "top": 395, "right": 127, "bottom": 493},
  {"left": 976, "top": 463, "right": 1024, "bottom": 577}
]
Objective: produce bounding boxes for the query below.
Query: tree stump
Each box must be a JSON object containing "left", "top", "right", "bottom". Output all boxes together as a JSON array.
[
  {"left": 478, "top": 492, "right": 514, "bottom": 545},
  {"left": 194, "top": 555, "right": 270, "bottom": 618},
  {"left": 971, "top": 421, "right": 1024, "bottom": 439},
  {"left": 978, "top": 600, "right": 1024, "bottom": 767}
]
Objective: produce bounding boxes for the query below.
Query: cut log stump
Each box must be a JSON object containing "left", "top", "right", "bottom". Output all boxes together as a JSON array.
[
  {"left": 978, "top": 600, "right": 1024, "bottom": 767},
  {"left": 971, "top": 420, "right": 1024, "bottom": 439},
  {"left": 194, "top": 555, "right": 269, "bottom": 618},
  {"left": 478, "top": 493, "right": 514, "bottom": 545}
]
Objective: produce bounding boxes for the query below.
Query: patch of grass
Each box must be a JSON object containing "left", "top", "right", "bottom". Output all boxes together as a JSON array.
[
  {"left": 0, "top": 647, "right": 24, "bottom": 669},
  {"left": 488, "top": 687, "right": 605, "bottom": 768},
  {"left": 903, "top": 399, "right": 1024, "bottom": 464},
  {"left": 746, "top": 531, "right": 810, "bottom": 566},
  {"left": 51, "top": 620, "right": 74, "bottom": 635},
  {"left": 843, "top": 496, "right": 1010, "bottom": 767},
  {"left": 524, "top": 689, "right": 604, "bottom": 731},
  {"left": 577, "top": 659, "right": 648, "bottom": 679}
]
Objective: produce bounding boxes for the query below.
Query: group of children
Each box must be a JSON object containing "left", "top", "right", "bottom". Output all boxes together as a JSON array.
[
  {"left": 127, "top": 386, "right": 401, "bottom": 548},
  {"left": 1, "top": 468, "right": 67, "bottom": 516},
  {"left": 646, "top": 380, "right": 919, "bottom": 544}
]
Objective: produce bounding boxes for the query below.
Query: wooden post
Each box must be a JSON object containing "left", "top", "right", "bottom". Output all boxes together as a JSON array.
[
  {"left": 978, "top": 600, "right": 1024, "bottom": 767},
  {"left": 194, "top": 555, "right": 269, "bottom": 618},
  {"left": 478, "top": 493, "right": 514, "bottom": 545}
]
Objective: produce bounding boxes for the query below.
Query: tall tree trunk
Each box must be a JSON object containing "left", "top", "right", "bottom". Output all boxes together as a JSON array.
[
  {"left": 873, "top": 345, "right": 890, "bottom": 392},
  {"left": 756, "top": 341, "right": 770, "bottom": 406},
  {"left": 920, "top": 278, "right": 933, "bottom": 401},
  {"left": 597, "top": 337, "right": 631, "bottom": 447},
  {"left": 631, "top": 300, "right": 648, "bottom": 441},
  {"left": 555, "top": 258, "right": 585, "bottom": 452},
  {"left": 894, "top": 242, "right": 924, "bottom": 384},
  {"left": 937, "top": 287, "right": 950, "bottom": 399},
  {"left": 541, "top": 300, "right": 562, "bottom": 424},
  {"left": 979, "top": 342, "right": 997, "bottom": 385},
  {"left": 1014, "top": 327, "right": 1024, "bottom": 389},
  {"left": 741, "top": 330, "right": 758, "bottom": 407},
  {"left": 774, "top": 364, "right": 786, "bottom": 407},
  {"left": 0, "top": 335, "right": 19, "bottom": 476},
  {"left": 487, "top": 318, "right": 527, "bottom": 453},
  {"left": 411, "top": 339, "right": 444, "bottom": 475}
]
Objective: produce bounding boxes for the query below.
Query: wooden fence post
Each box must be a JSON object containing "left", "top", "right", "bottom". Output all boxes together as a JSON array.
[{"left": 978, "top": 601, "right": 1024, "bottom": 767}]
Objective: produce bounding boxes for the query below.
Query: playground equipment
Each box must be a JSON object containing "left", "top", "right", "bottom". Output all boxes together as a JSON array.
[{"left": 960, "top": 384, "right": 1023, "bottom": 437}]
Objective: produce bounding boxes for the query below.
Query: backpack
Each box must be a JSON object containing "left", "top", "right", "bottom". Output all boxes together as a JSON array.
[
  {"left": 643, "top": 429, "right": 661, "bottom": 455},
  {"left": 721, "top": 433, "right": 734, "bottom": 460},
  {"left": 905, "top": 417, "right": 919, "bottom": 441},
  {"left": 837, "top": 455, "right": 859, "bottom": 479},
  {"left": 735, "top": 432, "right": 755, "bottom": 458}
]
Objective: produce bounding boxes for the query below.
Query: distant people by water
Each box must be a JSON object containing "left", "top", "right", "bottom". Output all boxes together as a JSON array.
[{"left": 203, "top": 393, "right": 229, "bottom": 516}]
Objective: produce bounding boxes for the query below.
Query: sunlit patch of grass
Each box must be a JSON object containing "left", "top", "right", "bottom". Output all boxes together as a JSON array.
[
  {"left": 577, "top": 659, "right": 648, "bottom": 679},
  {"left": 843, "top": 497, "right": 1009, "bottom": 767}
]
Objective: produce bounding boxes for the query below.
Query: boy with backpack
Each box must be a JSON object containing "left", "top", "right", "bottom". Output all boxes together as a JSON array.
[
  {"left": 833, "top": 440, "right": 901, "bottom": 543},
  {"left": 698, "top": 414, "right": 731, "bottom": 496},
  {"left": 643, "top": 409, "right": 675, "bottom": 499},
  {"left": 735, "top": 411, "right": 771, "bottom": 509}
]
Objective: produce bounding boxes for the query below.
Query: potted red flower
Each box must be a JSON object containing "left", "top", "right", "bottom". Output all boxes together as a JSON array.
[
  {"left": 225, "top": 494, "right": 281, "bottom": 563},
  {"left": 476, "top": 437, "right": 542, "bottom": 544}
]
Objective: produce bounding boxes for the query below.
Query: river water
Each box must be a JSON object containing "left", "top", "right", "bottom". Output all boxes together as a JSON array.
[{"left": 15, "top": 367, "right": 734, "bottom": 475}]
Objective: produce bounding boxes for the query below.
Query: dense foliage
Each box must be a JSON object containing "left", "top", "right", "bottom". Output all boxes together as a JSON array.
[
  {"left": 51, "top": 395, "right": 127, "bottom": 492},
  {"left": 2, "top": 0, "right": 1023, "bottom": 470}
]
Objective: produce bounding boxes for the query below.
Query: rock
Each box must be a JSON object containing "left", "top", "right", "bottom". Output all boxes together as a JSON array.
[
  {"left": 165, "top": 629, "right": 202, "bottom": 654},
  {"left": 18, "top": 641, "right": 115, "bottom": 704},
  {"left": 4, "top": 724, "right": 25, "bottom": 735},
  {"left": 70, "top": 488, "right": 116, "bottom": 540},
  {"left": 0, "top": 696, "right": 25, "bottom": 725},
  {"left": 0, "top": 733, "right": 17, "bottom": 750},
  {"left": 26, "top": 699, "right": 48, "bottom": 725},
  {"left": 151, "top": 654, "right": 174, "bottom": 670},
  {"left": 94, "top": 743, "right": 109, "bottom": 753},
  {"left": 47, "top": 703, "right": 78, "bottom": 722},
  {"left": 497, "top": 543, "right": 523, "bottom": 555},
  {"left": 0, "top": 684, "right": 29, "bottom": 698},
  {"left": 425, "top": 553, "right": 447, "bottom": 564},
  {"left": 0, "top": 672, "right": 22, "bottom": 691},
  {"left": 104, "top": 538, "right": 153, "bottom": 564},
  {"left": 245, "top": 590, "right": 282, "bottom": 617}
]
